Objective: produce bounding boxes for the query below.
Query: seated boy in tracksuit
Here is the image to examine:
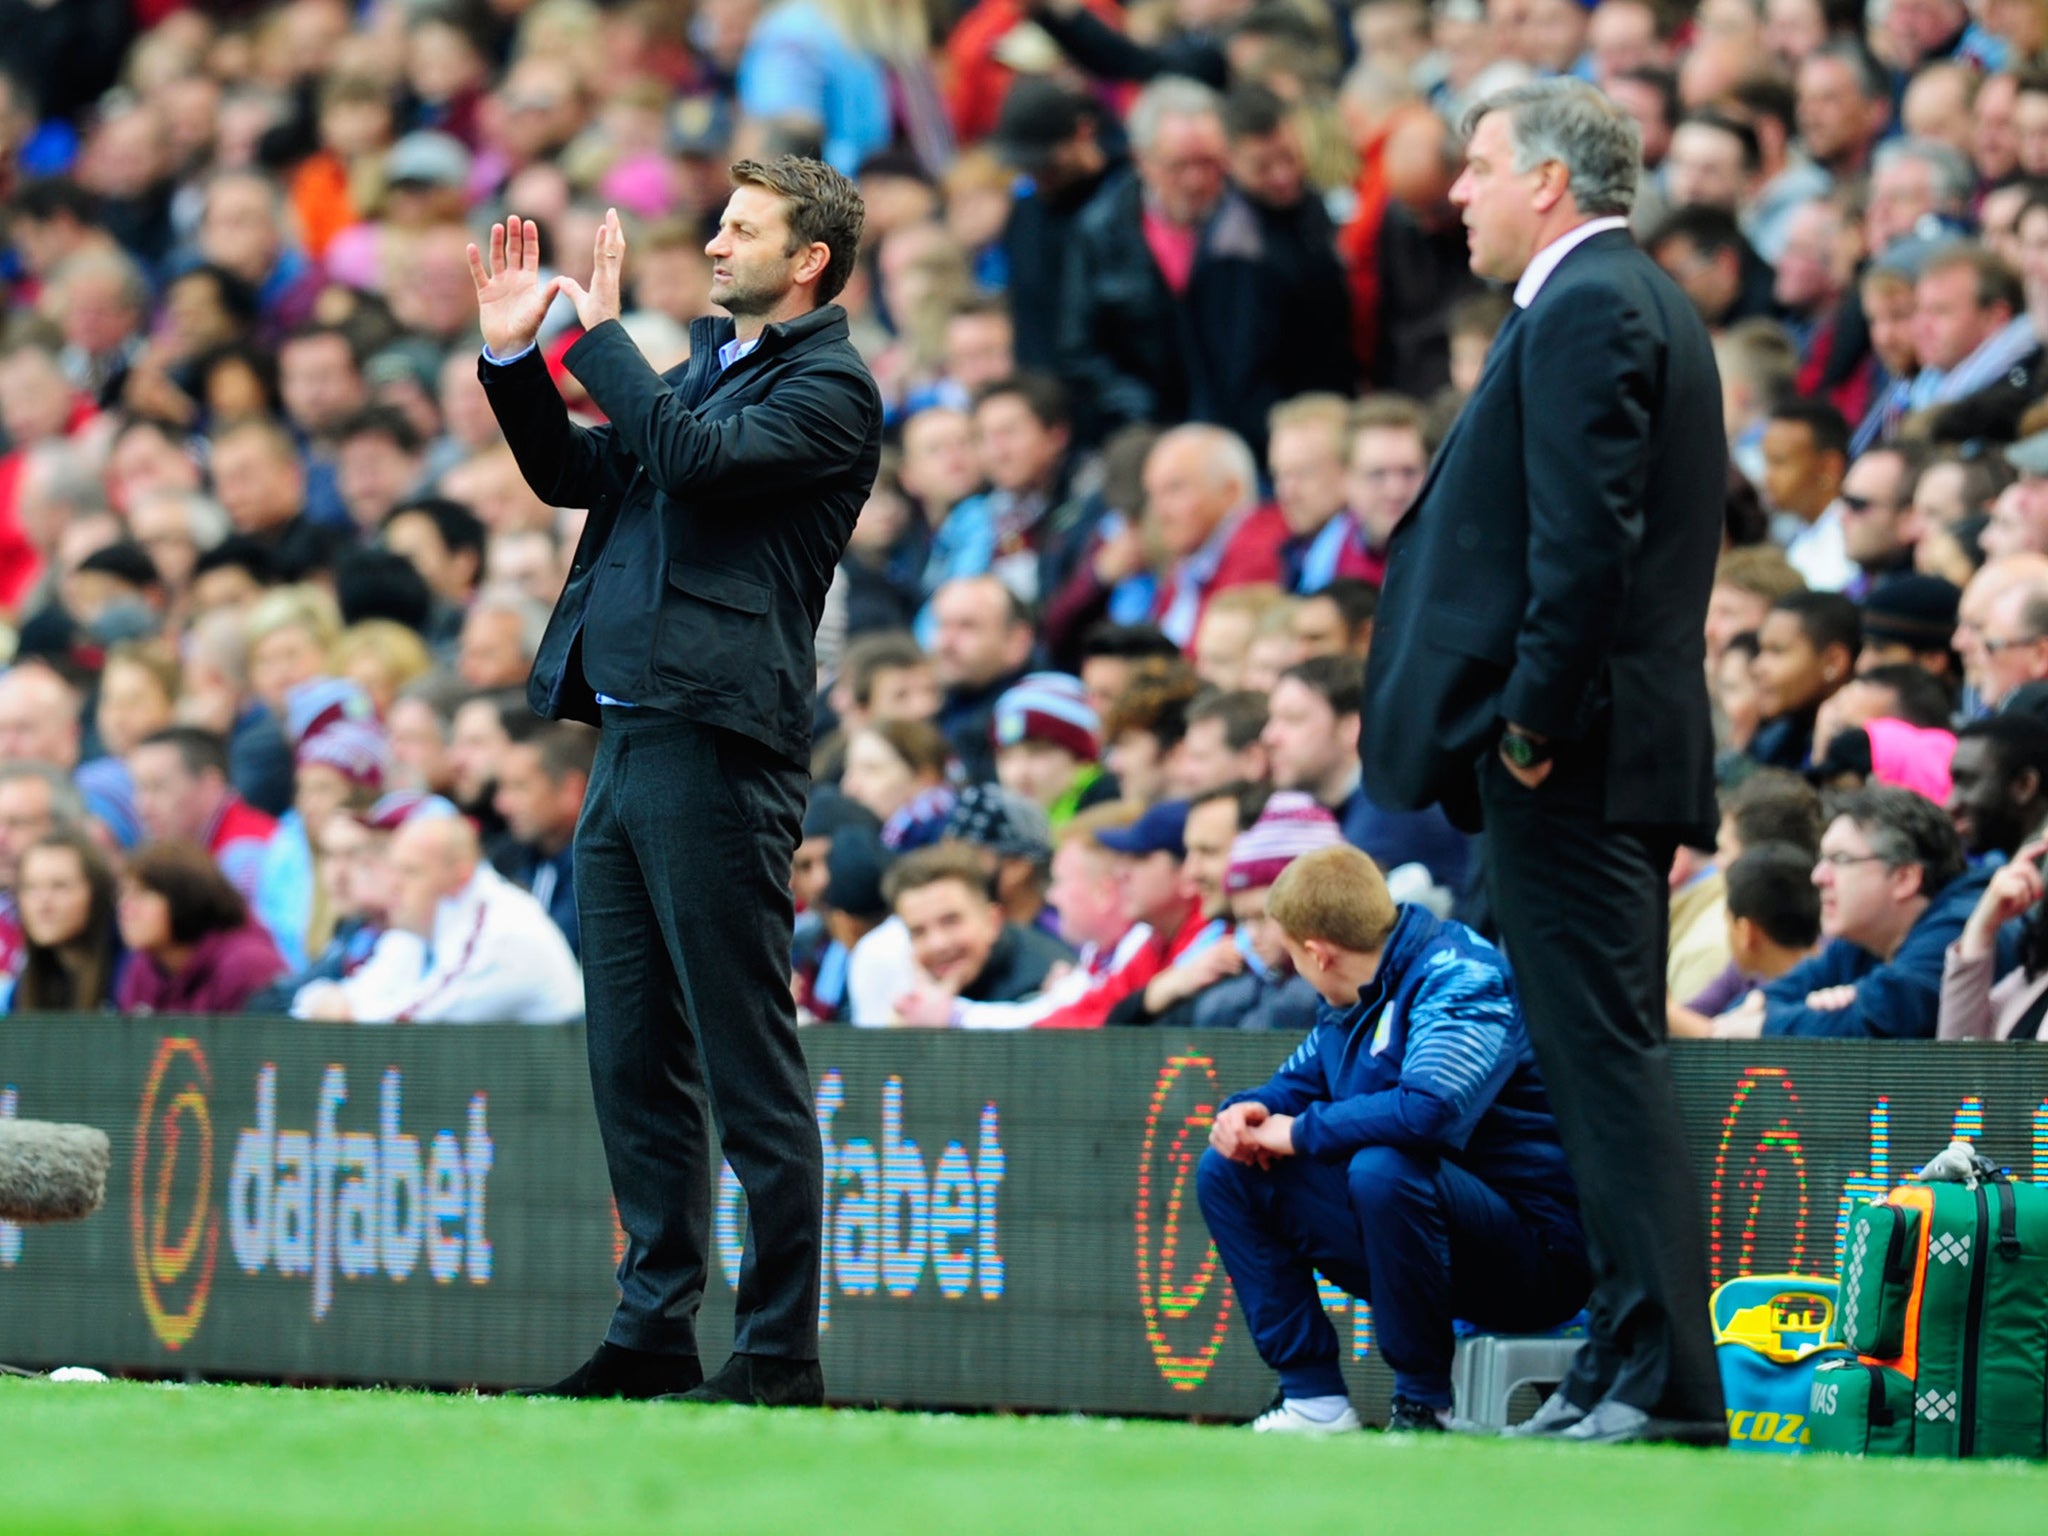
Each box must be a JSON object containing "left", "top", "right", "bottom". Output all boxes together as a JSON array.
[{"left": 1198, "top": 845, "right": 1590, "bottom": 1433}]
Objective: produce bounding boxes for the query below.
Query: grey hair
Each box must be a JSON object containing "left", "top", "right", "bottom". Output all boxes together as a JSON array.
[
  {"left": 1158, "top": 423, "right": 1261, "bottom": 519},
  {"left": 1460, "top": 77, "right": 1642, "bottom": 219},
  {"left": 470, "top": 588, "right": 553, "bottom": 660},
  {"left": 1127, "top": 76, "right": 1225, "bottom": 154},
  {"left": 0, "top": 761, "right": 88, "bottom": 829},
  {"left": 1873, "top": 137, "right": 1975, "bottom": 213}
]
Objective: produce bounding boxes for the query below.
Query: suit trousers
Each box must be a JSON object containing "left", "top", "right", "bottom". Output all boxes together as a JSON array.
[
  {"left": 576, "top": 707, "right": 821, "bottom": 1359},
  {"left": 1478, "top": 743, "right": 1725, "bottom": 1427},
  {"left": 1196, "top": 1144, "right": 1590, "bottom": 1407}
]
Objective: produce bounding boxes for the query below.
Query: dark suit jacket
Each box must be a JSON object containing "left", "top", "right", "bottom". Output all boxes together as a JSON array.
[
  {"left": 1057, "top": 173, "right": 1347, "bottom": 456},
  {"left": 1361, "top": 228, "right": 1724, "bottom": 836},
  {"left": 480, "top": 309, "right": 883, "bottom": 767}
]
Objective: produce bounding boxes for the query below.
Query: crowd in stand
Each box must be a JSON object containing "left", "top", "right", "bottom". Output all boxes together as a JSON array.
[{"left": 10, "top": 0, "right": 2048, "bottom": 1031}]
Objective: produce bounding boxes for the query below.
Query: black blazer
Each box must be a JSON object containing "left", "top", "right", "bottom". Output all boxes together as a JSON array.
[
  {"left": 1361, "top": 229, "right": 1724, "bottom": 835},
  {"left": 480, "top": 309, "right": 883, "bottom": 767}
]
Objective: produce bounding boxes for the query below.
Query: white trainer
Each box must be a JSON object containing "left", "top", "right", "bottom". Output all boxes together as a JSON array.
[{"left": 1250, "top": 1399, "right": 1363, "bottom": 1434}]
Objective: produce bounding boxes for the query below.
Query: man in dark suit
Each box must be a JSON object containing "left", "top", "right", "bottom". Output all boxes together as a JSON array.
[
  {"left": 469, "top": 158, "right": 882, "bottom": 1406},
  {"left": 1361, "top": 80, "right": 1727, "bottom": 1445}
]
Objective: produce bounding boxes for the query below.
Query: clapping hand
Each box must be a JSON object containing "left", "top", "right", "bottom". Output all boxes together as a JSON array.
[
  {"left": 556, "top": 208, "right": 627, "bottom": 332},
  {"left": 466, "top": 215, "right": 564, "bottom": 358}
]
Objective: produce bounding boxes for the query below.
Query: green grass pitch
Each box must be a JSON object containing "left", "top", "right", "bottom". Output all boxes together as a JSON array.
[{"left": 4, "top": 1380, "right": 2047, "bottom": 1535}]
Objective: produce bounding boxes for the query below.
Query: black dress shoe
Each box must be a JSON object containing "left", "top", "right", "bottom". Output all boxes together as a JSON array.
[
  {"left": 1384, "top": 1396, "right": 1451, "bottom": 1433},
  {"left": 515, "top": 1341, "right": 705, "bottom": 1400},
  {"left": 661, "top": 1353, "right": 824, "bottom": 1407}
]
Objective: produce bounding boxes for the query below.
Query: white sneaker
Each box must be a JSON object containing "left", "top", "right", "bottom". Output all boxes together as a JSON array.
[{"left": 1251, "top": 1399, "right": 1363, "bottom": 1434}]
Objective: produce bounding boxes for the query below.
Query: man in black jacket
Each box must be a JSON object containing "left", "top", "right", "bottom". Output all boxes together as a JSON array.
[
  {"left": 469, "top": 157, "right": 882, "bottom": 1407},
  {"left": 1362, "top": 80, "right": 1726, "bottom": 1445}
]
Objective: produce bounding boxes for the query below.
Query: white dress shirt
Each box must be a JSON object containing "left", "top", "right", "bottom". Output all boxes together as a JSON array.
[{"left": 1513, "top": 216, "right": 1632, "bottom": 309}]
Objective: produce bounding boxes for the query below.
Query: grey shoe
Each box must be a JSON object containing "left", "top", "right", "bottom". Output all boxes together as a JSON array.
[
  {"left": 1559, "top": 1399, "right": 1730, "bottom": 1447},
  {"left": 1502, "top": 1389, "right": 1587, "bottom": 1438}
]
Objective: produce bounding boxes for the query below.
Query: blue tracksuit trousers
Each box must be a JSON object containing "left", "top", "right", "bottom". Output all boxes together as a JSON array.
[{"left": 1196, "top": 1144, "right": 1590, "bottom": 1407}]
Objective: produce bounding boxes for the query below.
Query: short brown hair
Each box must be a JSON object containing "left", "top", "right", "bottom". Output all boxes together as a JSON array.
[
  {"left": 1267, "top": 845, "right": 1398, "bottom": 953},
  {"left": 859, "top": 717, "right": 952, "bottom": 778},
  {"left": 1918, "top": 242, "right": 2024, "bottom": 314},
  {"left": 730, "top": 156, "right": 866, "bottom": 305},
  {"left": 1714, "top": 544, "right": 1806, "bottom": 605},
  {"left": 882, "top": 840, "right": 994, "bottom": 908},
  {"left": 127, "top": 840, "right": 249, "bottom": 943}
]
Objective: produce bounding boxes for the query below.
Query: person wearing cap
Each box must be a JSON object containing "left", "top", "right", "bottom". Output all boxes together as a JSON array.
[
  {"left": 1036, "top": 797, "right": 1217, "bottom": 1028},
  {"left": 883, "top": 842, "right": 1075, "bottom": 1016},
  {"left": 943, "top": 782, "right": 1058, "bottom": 934},
  {"left": 472, "top": 158, "right": 880, "bottom": 1405},
  {"left": 1988, "top": 430, "right": 2048, "bottom": 560},
  {"left": 797, "top": 819, "right": 892, "bottom": 1022},
  {"left": 993, "top": 671, "right": 1114, "bottom": 829},
  {"left": 1858, "top": 571, "right": 1961, "bottom": 680},
  {"left": 1155, "top": 790, "right": 1338, "bottom": 1032},
  {"left": 1199, "top": 845, "right": 1589, "bottom": 1434},
  {"left": 1108, "top": 780, "right": 1263, "bottom": 1023},
  {"left": 986, "top": 78, "right": 1120, "bottom": 374},
  {"left": 253, "top": 677, "right": 389, "bottom": 970}
]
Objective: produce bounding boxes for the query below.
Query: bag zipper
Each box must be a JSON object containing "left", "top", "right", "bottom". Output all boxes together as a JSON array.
[{"left": 1961, "top": 1184, "right": 1992, "bottom": 1456}]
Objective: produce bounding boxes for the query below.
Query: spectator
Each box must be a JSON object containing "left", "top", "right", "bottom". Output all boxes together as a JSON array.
[
  {"left": 1796, "top": 44, "right": 1892, "bottom": 181},
  {"left": 1331, "top": 397, "right": 1430, "bottom": 593},
  {"left": 1290, "top": 577, "right": 1379, "bottom": 662},
  {"left": 1266, "top": 394, "right": 1356, "bottom": 593},
  {"left": 792, "top": 791, "right": 884, "bottom": 1023},
  {"left": 1165, "top": 791, "right": 1338, "bottom": 1030},
  {"left": 128, "top": 725, "right": 278, "bottom": 904},
  {"left": 1706, "top": 545, "right": 1806, "bottom": 672},
  {"left": 1750, "top": 590, "right": 1861, "bottom": 769},
  {"left": 4, "top": 829, "right": 121, "bottom": 1014},
  {"left": 1140, "top": 425, "right": 1288, "bottom": 649},
  {"left": 1037, "top": 798, "right": 1214, "bottom": 1028},
  {"left": 95, "top": 642, "right": 180, "bottom": 761},
  {"left": 1669, "top": 841, "right": 1825, "bottom": 1034},
  {"left": 493, "top": 721, "right": 594, "bottom": 956},
  {"left": 942, "top": 783, "right": 1059, "bottom": 935},
  {"left": 1175, "top": 689, "right": 1272, "bottom": 798},
  {"left": 1858, "top": 573, "right": 1961, "bottom": 681},
  {"left": 334, "top": 621, "right": 435, "bottom": 719},
  {"left": 1717, "top": 785, "right": 1987, "bottom": 1038},
  {"left": 1941, "top": 833, "right": 2048, "bottom": 1038},
  {"left": 1059, "top": 77, "right": 1323, "bottom": 456},
  {"left": 0, "top": 762, "right": 87, "bottom": 981},
  {"left": 1919, "top": 194, "right": 2048, "bottom": 444},
  {"left": 207, "top": 417, "right": 340, "bottom": 580},
  {"left": 1193, "top": 585, "right": 1288, "bottom": 691},
  {"left": 334, "top": 405, "right": 428, "bottom": 539},
  {"left": 383, "top": 496, "right": 485, "bottom": 644},
  {"left": 1101, "top": 658, "right": 1201, "bottom": 806},
  {"left": 1905, "top": 245, "right": 2036, "bottom": 426},
  {"left": 1973, "top": 576, "right": 2048, "bottom": 709},
  {"left": 295, "top": 812, "right": 582, "bottom": 1024},
  {"left": 989, "top": 80, "right": 1120, "bottom": 375},
  {"left": 458, "top": 591, "right": 547, "bottom": 691},
  {"left": 245, "top": 586, "right": 341, "bottom": 719},
  {"left": 1838, "top": 445, "right": 1925, "bottom": 594},
  {"left": 1645, "top": 204, "right": 1779, "bottom": 332},
  {"left": 1197, "top": 845, "right": 1588, "bottom": 1434},
  {"left": 1075, "top": 622, "right": 1183, "bottom": 721},
  {"left": 246, "top": 801, "right": 399, "bottom": 1015},
  {"left": 1124, "top": 780, "right": 1270, "bottom": 1024},
  {"left": 1762, "top": 398, "right": 1855, "bottom": 592},
  {"left": 0, "top": 660, "right": 141, "bottom": 847},
  {"left": 929, "top": 575, "right": 1034, "bottom": 784},
  {"left": 1946, "top": 714, "right": 2048, "bottom": 858},
  {"left": 1265, "top": 655, "right": 1469, "bottom": 892},
  {"left": 841, "top": 718, "right": 957, "bottom": 851},
  {"left": 115, "top": 840, "right": 287, "bottom": 1015},
  {"left": 883, "top": 841, "right": 1075, "bottom": 1017}
]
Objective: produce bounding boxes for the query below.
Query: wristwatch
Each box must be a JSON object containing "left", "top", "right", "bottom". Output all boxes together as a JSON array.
[{"left": 1500, "top": 728, "right": 1553, "bottom": 771}]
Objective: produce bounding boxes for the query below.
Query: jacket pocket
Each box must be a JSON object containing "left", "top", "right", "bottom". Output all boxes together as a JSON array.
[{"left": 654, "top": 560, "right": 771, "bottom": 696}]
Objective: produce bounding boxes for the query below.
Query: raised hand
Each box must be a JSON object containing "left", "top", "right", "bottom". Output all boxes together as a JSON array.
[
  {"left": 558, "top": 207, "right": 627, "bottom": 333},
  {"left": 1960, "top": 847, "right": 2046, "bottom": 959},
  {"left": 467, "top": 216, "right": 563, "bottom": 359}
]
